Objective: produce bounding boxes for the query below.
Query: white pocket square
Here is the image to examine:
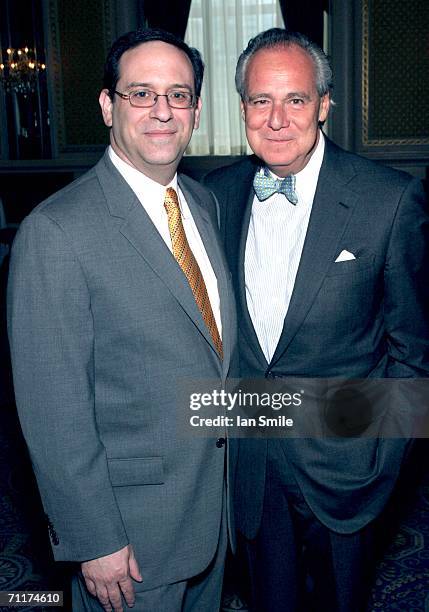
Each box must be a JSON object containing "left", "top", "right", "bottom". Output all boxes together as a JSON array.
[{"left": 335, "top": 249, "right": 356, "bottom": 262}]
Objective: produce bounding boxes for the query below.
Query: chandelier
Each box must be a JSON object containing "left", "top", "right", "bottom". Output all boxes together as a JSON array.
[{"left": 0, "top": 47, "right": 46, "bottom": 95}]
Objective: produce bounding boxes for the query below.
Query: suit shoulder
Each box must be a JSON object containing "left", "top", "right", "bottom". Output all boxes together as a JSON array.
[
  {"left": 350, "top": 154, "right": 423, "bottom": 206},
  {"left": 26, "top": 165, "right": 102, "bottom": 225},
  {"left": 203, "top": 156, "right": 257, "bottom": 191},
  {"left": 324, "top": 141, "right": 425, "bottom": 215},
  {"left": 179, "top": 172, "right": 214, "bottom": 200},
  {"left": 330, "top": 142, "right": 416, "bottom": 187},
  {"left": 179, "top": 172, "right": 219, "bottom": 223},
  {"left": 179, "top": 172, "right": 216, "bottom": 203}
]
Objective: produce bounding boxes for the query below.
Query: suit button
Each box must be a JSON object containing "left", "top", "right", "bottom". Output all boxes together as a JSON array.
[
  {"left": 265, "top": 371, "right": 276, "bottom": 379},
  {"left": 45, "top": 514, "right": 59, "bottom": 546},
  {"left": 216, "top": 437, "right": 226, "bottom": 448}
]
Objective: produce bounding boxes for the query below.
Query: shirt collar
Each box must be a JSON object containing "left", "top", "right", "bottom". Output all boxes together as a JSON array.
[
  {"left": 108, "top": 145, "right": 179, "bottom": 205},
  {"left": 295, "top": 130, "right": 325, "bottom": 201},
  {"left": 260, "top": 131, "right": 325, "bottom": 205}
]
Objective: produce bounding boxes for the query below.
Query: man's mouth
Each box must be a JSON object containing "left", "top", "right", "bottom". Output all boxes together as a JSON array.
[
  {"left": 145, "top": 130, "right": 177, "bottom": 137},
  {"left": 265, "top": 136, "right": 294, "bottom": 143}
]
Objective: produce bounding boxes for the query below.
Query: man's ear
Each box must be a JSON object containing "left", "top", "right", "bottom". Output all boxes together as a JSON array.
[
  {"left": 240, "top": 99, "right": 245, "bottom": 120},
  {"left": 193, "top": 96, "right": 202, "bottom": 130},
  {"left": 99, "top": 89, "right": 113, "bottom": 127},
  {"left": 318, "top": 94, "right": 330, "bottom": 124}
]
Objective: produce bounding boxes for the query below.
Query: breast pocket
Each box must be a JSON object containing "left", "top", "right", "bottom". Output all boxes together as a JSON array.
[
  {"left": 326, "top": 255, "right": 374, "bottom": 279},
  {"left": 318, "top": 255, "right": 380, "bottom": 319},
  {"left": 107, "top": 457, "right": 164, "bottom": 486}
]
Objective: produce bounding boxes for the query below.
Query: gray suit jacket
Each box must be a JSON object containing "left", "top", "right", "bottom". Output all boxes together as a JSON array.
[
  {"left": 8, "top": 151, "right": 236, "bottom": 592},
  {"left": 205, "top": 137, "right": 429, "bottom": 536}
]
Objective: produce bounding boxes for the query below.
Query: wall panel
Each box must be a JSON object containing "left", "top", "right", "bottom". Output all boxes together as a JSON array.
[
  {"left": 360, "top": 0, "right": 429, "bottom": 151},
  {"left": 46, "top": 0, "right": 115, "bottom": 155}
]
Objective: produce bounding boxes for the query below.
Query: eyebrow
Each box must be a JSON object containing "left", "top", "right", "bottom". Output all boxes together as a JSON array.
[
  {"left": 286, "top": 92, "right": 312, "bottom": 100},
  {"left": 125, "top": 81, "right": 193, "bottom": 91},
  {"left": 248, "top": 91, "right": 312, "bottom": 101}
]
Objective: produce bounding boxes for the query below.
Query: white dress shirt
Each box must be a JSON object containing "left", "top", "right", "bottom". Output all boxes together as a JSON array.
[
  {"left": 108, "top": 147, "right": 222, "bottom": 335},
  {"left": 245, "top": 132, "right": 325, "bottom": 362}
]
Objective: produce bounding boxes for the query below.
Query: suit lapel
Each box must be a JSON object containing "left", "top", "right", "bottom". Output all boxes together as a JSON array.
[
  {"left": 270, "top": 139, "right": 359, "bottom": 366},
  {"left": 238, "top": 189, "right": 270, "bottom": 368},
  {"left": 229, "top": 159, "right": 270, "bottom": 368},
  {"left": 95, "top": 153, "right": 224, "bottom": 360},
  {"left": 179, "top": 175, "right": 232, "bottom": 368},
  {"left": 120, "top": 203, "right": 210, "bottom": 340}
]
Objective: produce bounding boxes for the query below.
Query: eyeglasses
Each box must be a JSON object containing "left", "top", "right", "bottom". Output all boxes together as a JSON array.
[{"left": 114, "top": 89, "right": 197, "bottom": 109}]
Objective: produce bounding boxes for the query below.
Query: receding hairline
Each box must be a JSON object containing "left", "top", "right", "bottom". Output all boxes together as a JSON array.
[
  {"left": 116, "top": 40, "right": 198, "bottom": 88},
  {"left": 236, "top": 28, "right": 334, "bottom": 102},
  {"left": 119, "top": 39, "right": 195, "bottom": 64},
  {"left": 243, "top": 41, "right": 319, "bottom": 93}
]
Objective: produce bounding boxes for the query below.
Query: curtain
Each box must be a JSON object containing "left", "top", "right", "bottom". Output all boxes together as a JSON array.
[
  {"left": 144, "top": 0, "right": 192, "bottom": 39},
  {"left": 278, "top": 0, "right": 327, "bottom": 48},
  {"left": 185, "top": 0, "right": 284, "bottom": 155}
]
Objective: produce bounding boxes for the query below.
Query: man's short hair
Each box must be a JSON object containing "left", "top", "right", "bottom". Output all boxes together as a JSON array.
[
  {"left": 103, "top": 28, "right": 204, "bottom": 100},
  {"left": 235, "top": 28, "right": 333, "bottom": 100}
]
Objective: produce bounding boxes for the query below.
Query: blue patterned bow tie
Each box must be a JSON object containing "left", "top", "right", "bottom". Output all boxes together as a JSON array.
[{"left": 253, "top": 168, "right": 298, "bottom": 204}]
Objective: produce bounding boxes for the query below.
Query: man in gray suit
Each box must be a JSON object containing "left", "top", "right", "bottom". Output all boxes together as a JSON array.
[
  {"left": 8, "top": 28, "right": 236, "bottom": 612},
  {"left": 205, "top": 28, "right": 429, "bottom": 612}
]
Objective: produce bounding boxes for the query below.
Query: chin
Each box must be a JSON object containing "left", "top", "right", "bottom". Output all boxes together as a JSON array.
[
  {"left": 144, "top": 151, "right": 181, "bottom": 166},
  {"left": 260, "top": 143, "right": 296, "bottom": 160},
  {"left": 262, "top": 154, "right": 295, "bottom": 170}
]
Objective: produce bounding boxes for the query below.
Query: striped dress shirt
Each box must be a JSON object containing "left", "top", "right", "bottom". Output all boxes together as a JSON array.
[{"left": 245, "top": 133, "right": 325, "bottom": 362}]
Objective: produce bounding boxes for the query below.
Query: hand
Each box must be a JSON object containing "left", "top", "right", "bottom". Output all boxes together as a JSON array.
[{"left": 81, "top": 544, "right": 142, "bottom": 611}]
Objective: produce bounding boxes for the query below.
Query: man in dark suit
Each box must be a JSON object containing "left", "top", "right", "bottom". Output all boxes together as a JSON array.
[
  {"left": 8, "top": 29, "right": 236, "bottom": 612},
  {"left": 205, "top": 28, "right": 429, "bottom": 612}
]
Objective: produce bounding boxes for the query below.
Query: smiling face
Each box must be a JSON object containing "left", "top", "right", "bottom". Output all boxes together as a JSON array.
[
  {"left": 241, "top": 44, "right": 330, "bottom": 177},
  {"left": 99, "top": 40, "right": 201, "bottom": 185}
]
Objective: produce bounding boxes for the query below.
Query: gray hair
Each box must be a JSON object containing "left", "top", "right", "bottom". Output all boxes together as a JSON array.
[{"left": 235, "top": 28, "right": 333, "bottom": 100}]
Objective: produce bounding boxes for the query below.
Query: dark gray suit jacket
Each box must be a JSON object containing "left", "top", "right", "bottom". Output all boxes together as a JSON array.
[
  {"left": 8, "top": 151, "right": 237, "bottom": 592},
  {"left": 204, "top": 137, "right": 429, "bottom": 536}
]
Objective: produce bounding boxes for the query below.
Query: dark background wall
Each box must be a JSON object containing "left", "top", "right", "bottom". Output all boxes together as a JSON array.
[
  {"left": 0, "top": 0, "right": 428, "bottom": 226},
  {"left": 0, "top": 6, "right": 428, "bottom": 608}
]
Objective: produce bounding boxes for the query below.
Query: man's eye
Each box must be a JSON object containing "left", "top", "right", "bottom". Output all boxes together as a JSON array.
[
  {"left": 249, "top": 98, "right": 271, "bottom": 106},
  {"left": 169, "top": 91, "right": 187, "bottom": 99},
  {"left": 133, "top": 90, "right": 151, "bottom": 98},
  {"left": 289, "top": 98, "right": 304, "bottom": 105}
]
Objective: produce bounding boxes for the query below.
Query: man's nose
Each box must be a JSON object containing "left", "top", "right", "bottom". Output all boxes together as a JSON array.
[
  {"left": 267, "top": 101, "right": 290, "bottom": 130},
  {"left": 149, "top": 95, "right": 174, "bottom": 121}
]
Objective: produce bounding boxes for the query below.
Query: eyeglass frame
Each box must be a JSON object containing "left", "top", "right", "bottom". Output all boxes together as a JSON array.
[{"left": 114, "top": 89, "right": 198, "bottom": 109}]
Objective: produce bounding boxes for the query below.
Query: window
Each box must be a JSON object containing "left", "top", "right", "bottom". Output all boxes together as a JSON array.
[{"left": 185, "top": 0, "right": 284, "bottom": 155}]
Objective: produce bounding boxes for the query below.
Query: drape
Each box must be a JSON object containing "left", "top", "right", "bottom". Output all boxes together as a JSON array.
[
  {"left": 144, "top": 0, "right": 192, "bottom": 39},
  {"left": 278, "top": 0, "right": 327, "bottom": 48},
  {"left": 185, "top": 0, "right": 284, "bottom": 155}
]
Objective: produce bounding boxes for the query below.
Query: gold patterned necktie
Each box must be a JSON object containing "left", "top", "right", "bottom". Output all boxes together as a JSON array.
[{"left": 164, "top": 187, "right": 223, "bottom": 359}]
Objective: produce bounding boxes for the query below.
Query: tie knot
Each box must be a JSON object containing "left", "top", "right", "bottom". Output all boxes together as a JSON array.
[
  {"left": 164, "top": 187, "right": 180, "bottom": 213},
  {"left": 253, "top": 168, "right": 298, "bottom": 204}
]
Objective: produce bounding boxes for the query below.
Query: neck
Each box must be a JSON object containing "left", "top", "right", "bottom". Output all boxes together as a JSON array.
[{"left": 109, "top": 143, "right": 178, "bottom": 186}]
